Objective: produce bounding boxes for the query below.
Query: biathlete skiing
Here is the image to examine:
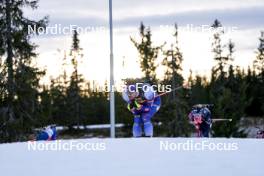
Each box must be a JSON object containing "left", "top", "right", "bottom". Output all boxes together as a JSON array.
[
  {"left": 188, "top": 104, "right": 213, "bottom": 137},
  {"left": 122, "top": 83, "right": 161, "bottom": 137}
]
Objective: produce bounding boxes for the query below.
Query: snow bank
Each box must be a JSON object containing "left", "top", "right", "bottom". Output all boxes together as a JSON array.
[{"left": 0, "top": 138, "right": 263, "bottom": 176}]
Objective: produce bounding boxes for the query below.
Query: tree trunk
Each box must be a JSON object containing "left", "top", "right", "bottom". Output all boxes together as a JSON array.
[{"left": 5, "top": 0, "right": 14, "bottom": 105}]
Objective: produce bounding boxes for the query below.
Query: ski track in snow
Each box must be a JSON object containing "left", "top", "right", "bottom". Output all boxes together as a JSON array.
[{"left": 0, "top": 138, "right": 263, "bottom": 176}]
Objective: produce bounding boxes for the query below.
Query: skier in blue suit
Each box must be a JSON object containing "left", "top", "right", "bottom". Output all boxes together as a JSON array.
[
  {"left": 122, "top": 83, "right": 161, "bottom": 137},
  {"left": 30, "top": 125, "right": 57, "bottom": 141}
]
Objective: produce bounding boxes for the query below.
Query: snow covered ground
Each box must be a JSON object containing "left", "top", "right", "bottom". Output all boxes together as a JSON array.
[{"left": 0, "top": 138, "right": 263, "bottom": 176}]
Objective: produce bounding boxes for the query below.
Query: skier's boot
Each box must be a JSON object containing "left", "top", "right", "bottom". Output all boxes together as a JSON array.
[
  {"left": 133, "top": 123, "right": 142, "bottom": 137},
  {"left": 143, "top": 121, "right": 153, "bottom": 137}
]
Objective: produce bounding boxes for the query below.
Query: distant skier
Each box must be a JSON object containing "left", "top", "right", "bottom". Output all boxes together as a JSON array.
[
  {"left": 188, "top": 104, "right": 212, "bottom": 137},
  {"left": 29, "top": 125, "right": 57, "bottom": 141},
  {"left": 122, "top": 83, "right": 161, "bottom": 137},
  {"left": 256, "top": 129, "right": 264, "bottom": 138}
]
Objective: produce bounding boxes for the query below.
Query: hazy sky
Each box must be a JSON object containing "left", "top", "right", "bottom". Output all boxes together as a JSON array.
[{"left": 24, "top": 0, "right": 264, "bottom": 84}]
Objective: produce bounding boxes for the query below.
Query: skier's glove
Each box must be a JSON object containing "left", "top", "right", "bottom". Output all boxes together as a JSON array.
[
  {"left": 127, "top": 101, "right": 143, "bottom": 113},
  {"left": 152, "top": 104, "right": 160, "bottom": 112},
  {"left": 135, "top": 97, "right": 144, "bottom": 104},
  {"left": 193, "top": 116, "right": 202, "bottom": 125}
]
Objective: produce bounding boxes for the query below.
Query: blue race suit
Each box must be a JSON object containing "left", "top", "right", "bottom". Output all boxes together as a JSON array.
[
  {"left": 36, "top": 126, "right": 57, "bottom": 141},
  {"left": 123, "top": 84, "right": 161, "bottom": 137},
  {"left": 131, "top": 96, "right": 161, "bottom": 137}
]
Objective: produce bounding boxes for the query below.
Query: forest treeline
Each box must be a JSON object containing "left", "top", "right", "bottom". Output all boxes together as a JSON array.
[{"left": 0, "top": 1, "right": 263, "bottom": 142}]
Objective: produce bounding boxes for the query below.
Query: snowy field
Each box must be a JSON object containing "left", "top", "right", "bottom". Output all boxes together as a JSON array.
[{"left": 0, "top": 138, "right": 263, "bottom": 176}]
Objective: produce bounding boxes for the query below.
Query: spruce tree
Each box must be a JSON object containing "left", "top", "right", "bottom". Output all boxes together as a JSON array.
[
  {"left": 0, "top": 0, "right": 48, "bottom": 142},
  {"left": 158, "top": 24, "right": 189, "bottom": 137},
  {"left": 162, "top": 24, "right": 183, "bottom": 100},
  {"left": 253, "top": 31, "right": 264, "bottom": 75},
  {"left": 66, "top": 29, "right": 84, "bottom": 128},
  {"left": 131, "top": 22, "right": 162, "bottom": 83}
]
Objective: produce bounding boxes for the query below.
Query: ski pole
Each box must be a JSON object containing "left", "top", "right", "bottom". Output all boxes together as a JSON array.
[
  {"left": 142, "top": 85, "right": 186, "bottom": 103},
  {"left": 196, "top": 127, "right": 201, "bottom": 137},
  {"left": 155, "top": 86, "right": 184, "bottom": 98},
  {"left": 212, "top": 119, "right": 232, "bottom": 122}
]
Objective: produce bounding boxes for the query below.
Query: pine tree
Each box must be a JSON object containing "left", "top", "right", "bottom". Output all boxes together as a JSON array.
[
  {"left": 65, "top": 29, "right": 84, "bottom": 128},
  {"left": 158, "top": 24, "right": 189, "bottom": 137},
  {"left": 0, "top": 0, "right": 48, "bottom": 142},
  {"left": 210, "top": 20, "right": 235, "bottom": 102},
  {"left": 162, "top": 24, "right": 183, "bottom": 100},
  {"left": 211, "top": 37, "right": 247, "bottom": 137},
  {"left": 247, "top": 31, "right": 264, "bottom": 116},
  {"left": 211, "top": 19, "right": 231, "bottom": 80},
  {"left": 131, "top": 22, "right": 162, "bottom": 83},
  {"left": 253, "top": 31, "right": 264, "bottom": 75}
]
